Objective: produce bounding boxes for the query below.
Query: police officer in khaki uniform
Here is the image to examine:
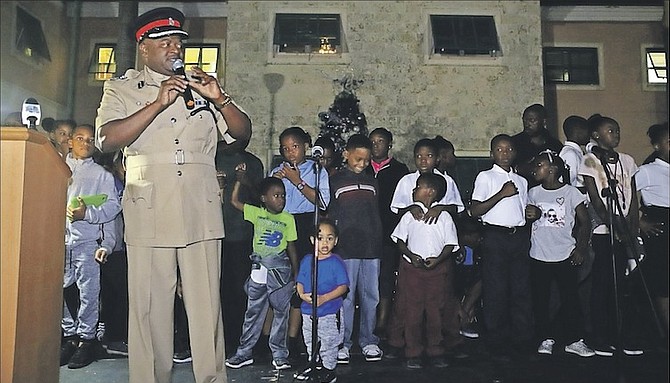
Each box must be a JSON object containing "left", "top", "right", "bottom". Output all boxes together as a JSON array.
[{"left": 95, "top": 7, "right": 251, "bottom": 383}]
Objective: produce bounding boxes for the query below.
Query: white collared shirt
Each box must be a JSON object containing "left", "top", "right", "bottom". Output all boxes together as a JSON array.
[
  {"left": 391, "top": 201, "right": 459, "bottom": 261},
  {"left": 390, "top": 169, "right": 465, "bottom": 214},
  {"left": 472, "top": 164, "right": 528, "bottom": 227},
  {"left": 559, "top": 141, "right": 585, "bottom": 188},
  {"left": 636, "top": 158, "right": 669, "bottom": 208}
]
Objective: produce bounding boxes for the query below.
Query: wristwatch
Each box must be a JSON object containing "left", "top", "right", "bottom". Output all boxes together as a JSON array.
[{"left": 296, "top": 180, "right": 306, "bottom": 191}]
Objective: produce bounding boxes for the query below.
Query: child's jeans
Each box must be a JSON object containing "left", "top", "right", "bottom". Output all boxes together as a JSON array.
[
  {"left": 235, "top": 278, "right": 293, "bottom": 360},
  {"left": 342, "top": 258, "right": 380, "bottom": 351},
  {"left": 302, "top": 312, "right": 342, "bottom": 370},
  {"left": 62, "top": 241, "right": 101, "bottom": 340}
]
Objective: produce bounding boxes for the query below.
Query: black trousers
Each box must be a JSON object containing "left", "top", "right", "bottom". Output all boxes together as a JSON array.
[
  {"left": 100, "top": 250, "right": 129, "bottom": 342},
  {"left": 530, "top": 257, "right": 585, "bottom": 344},
  {"left": 590, "top": 234, "right": 649, "bottom": 347},
  {"left": 220, "top": 239, "right": 252, "bottom": 356},
  {"left": 481, "top": 227, "right": 533, "bottom": 347}
]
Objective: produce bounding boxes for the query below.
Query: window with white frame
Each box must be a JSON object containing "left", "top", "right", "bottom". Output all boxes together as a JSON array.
[
  {"left": 543, "top": 47, "right": 599, "bottom": 85},
  {"left": 89, "top": 44, "right": 116, "bottom": 81},
  {"left": 15, "top": 6, "right": 50, "bottom": 62},
  {"left": 645, "top": 48, "right": 667, "bottom": 84},
  {"left": 430, "top": 15, "right": 501, "bottom": 56},
  {"left": 273, "top": 13, "right": 342, "bottom": 54}
]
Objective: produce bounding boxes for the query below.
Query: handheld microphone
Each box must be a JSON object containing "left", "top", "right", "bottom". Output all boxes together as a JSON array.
[
  {"left": 311, "top": 145, "right": 325, "bottom": 159},
  {"left": 21, "top": 98, "right": 41, "bottom": 130},
  {"left": 171, "top": 59, "right": 195, "bottom": 110}
]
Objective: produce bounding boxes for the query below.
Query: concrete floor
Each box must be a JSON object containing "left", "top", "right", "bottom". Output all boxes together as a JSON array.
[{"left": 59, "top": 338, "right": 669, "bottom": 383}]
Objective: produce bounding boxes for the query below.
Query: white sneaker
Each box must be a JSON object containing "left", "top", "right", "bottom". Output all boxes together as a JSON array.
[
  {"left": 362, "top": 344, "right": 383, "bottom": 362},
  {"left": 337, "top": 347, "right": 349, "bottom": 364},
  {"left": 537, "top": 339, "right": 555, "bottom": 355},
  {"left": 565, "top": 339, "right": 595, "bottom": 357}
]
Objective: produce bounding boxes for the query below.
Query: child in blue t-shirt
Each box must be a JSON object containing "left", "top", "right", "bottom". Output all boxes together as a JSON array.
[
  {"left": 294, "top": 219, "right": 349, "bottom": 383},
  {"left": 225, "top": 168, "right": 299, "bottom": 371}
]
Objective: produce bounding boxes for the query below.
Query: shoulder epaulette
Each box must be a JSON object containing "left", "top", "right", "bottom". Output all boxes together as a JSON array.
[{"left": 109, "top": 68, "right": 141, "bottom": 81}]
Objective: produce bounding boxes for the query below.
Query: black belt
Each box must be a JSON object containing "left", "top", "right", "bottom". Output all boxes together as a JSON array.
[{"left": 483, "top": 223, "right": 525, "bottom": 234}]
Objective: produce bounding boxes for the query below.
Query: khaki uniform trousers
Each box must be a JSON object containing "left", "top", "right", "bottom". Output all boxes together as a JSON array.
[{"left": 127, "top": 240, "right": 226, "bottom": 383}]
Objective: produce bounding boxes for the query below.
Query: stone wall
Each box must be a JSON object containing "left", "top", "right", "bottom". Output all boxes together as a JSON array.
[{"left": 225, "top": 1, "right": 544, "bottom": 168}]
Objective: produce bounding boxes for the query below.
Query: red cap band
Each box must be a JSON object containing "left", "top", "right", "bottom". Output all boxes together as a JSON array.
[{"left": 135, "top": 18, "right": 182, "bottom": 41}]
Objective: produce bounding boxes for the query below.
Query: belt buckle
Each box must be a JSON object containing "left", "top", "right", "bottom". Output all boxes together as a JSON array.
[{"left": 175, "top": 149, "right": 185, "bottom": 165}]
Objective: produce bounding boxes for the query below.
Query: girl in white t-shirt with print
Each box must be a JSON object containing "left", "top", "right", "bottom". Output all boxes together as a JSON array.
[
  {"left": 579, "top": 115, "right": 642, "bottom": 357},
  {"left": 528, "top": 150, "right": 595, "bottom": 358}
]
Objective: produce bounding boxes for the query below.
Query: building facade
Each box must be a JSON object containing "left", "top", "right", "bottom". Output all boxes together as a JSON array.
[{"left": 1, "top": 1, "right": 666, "bottom": 167}]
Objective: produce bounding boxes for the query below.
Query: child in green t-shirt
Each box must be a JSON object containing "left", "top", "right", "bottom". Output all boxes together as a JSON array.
[{"left": 225, "top": 164, "right": 299, "bottom": 371}]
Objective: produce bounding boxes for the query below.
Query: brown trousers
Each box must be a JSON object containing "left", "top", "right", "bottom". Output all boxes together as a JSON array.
[{"left": 388, "top": 260, "right": 447, "bottom": 358}]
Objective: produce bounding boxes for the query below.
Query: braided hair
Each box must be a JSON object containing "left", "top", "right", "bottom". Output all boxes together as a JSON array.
[{"left": 535, "top": 149, "right": 570, "bottom": 185}]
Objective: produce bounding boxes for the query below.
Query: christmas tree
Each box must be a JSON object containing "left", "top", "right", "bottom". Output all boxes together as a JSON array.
[{"left": 317, "top": 73, "right": 368, "bottom": 156}]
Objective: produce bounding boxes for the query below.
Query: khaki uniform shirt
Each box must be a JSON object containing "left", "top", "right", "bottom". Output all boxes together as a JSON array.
[{"left": 96, "top": 67, "right": 243, "bottom": 247}]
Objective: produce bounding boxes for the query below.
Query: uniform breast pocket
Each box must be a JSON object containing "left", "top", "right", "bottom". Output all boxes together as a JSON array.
[{"left": 123, "top": 180, "right": 155, "bottom": 240}]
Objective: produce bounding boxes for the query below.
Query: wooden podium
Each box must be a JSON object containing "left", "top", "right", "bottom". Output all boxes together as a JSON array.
[{"left": 1, "top": 127, "right": 71, "bottom": 383}]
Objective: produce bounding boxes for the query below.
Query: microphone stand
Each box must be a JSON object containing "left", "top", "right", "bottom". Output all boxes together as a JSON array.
[
  {"left": 307, "top": 159, "right": 322, "bottom": 381},
  {"left": 597, "top": 153, "right": 661, "bottom": 380}
]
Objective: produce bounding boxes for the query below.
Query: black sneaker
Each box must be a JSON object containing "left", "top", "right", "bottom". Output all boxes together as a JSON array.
[
  {"left": 293, "top": 365, "right": 315, "bottom": 381},
  {"left": 446, "top": 344, "right": 469, "bottom": 359},
  {"left": 225, "top": 353, "right": 253, "bottom": 368},
  {"left": 103, "top": 341, "right": 129, "bottom": 357},
  {"left": 272, "top": 358, "right": 291, "bottom": 370},
  {"left": 592, "top": 344, "right": 614, "bottom": 357},
  {"left": 384, "top": 345, "right": 402, "bottom": 360},
  {"left": 431, "top": 356, "right": 449, "bottom": 368},
  {"left": 319, "top": 368, "right": 337, "bottom": 383},
  {"left": 60, "top": 337, "right": 79, "bottom": 366},
  {"left": 623, "top": 346, "right": 644, "bottom": 356},
  {"left": 406, "top": 357, "right": 423, "bottom": 369},
  {"left": 68, "top": 340, "right": 96, "bottom": 369},
  {"left": 173, "top": 349, "right": 193, "bottom": 364}
]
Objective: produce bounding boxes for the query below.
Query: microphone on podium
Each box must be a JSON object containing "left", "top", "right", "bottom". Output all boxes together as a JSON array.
[{"left": 21, "top": 98, "right": 41, "bottom": 130}]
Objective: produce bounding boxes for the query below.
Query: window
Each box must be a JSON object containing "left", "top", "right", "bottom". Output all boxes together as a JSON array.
[
  {"left": 15, "top": 6, "right": 50, "bottom": 62},
  {"left": 543, "top": 47, "right": 599, "bottom": 85},
  {"left": 430, "top": 15, "right": 501, "bottom": 56},
  {"left": 89, "top": 44, "right": 116, "bottom": 81},
  {"left": 453, "top": 157, "right": 493, "bottom": 203},
  {"left": 184, "top": 44, "right": 220, "bottom": 77},
  {"left": 273, "top": 13, "right": 341, "bottom": 54},
  {"left": 645, "top": 48, "right": 667, "bottom": 84},
  {"left": 88, "top": 44, "right": 220, "bottom": 81}
]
